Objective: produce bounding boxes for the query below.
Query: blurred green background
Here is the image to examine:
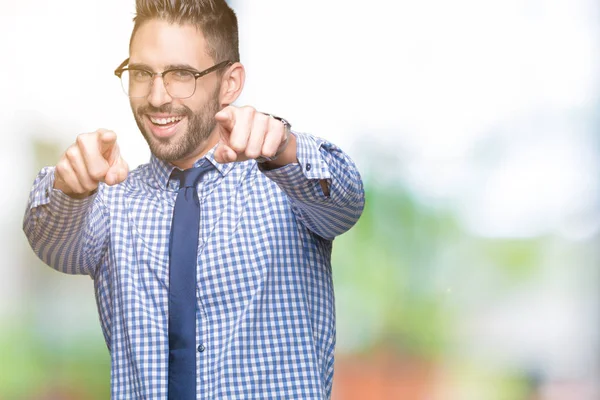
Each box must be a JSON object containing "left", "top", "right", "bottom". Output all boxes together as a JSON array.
[{"left": 2, "top": 0, "right": 599, "bottom": 399}]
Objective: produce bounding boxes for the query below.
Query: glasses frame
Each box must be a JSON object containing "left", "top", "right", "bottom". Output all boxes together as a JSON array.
[{"left": 114, "top": 58, "right": 233, "bottom": 99}]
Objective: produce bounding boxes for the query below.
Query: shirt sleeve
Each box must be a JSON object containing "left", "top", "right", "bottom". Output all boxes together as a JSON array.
[
  {"left": 259, "top": 131, "right": 365, "bottom": 240},
  {"left": 22, "top": 166, "right": 109, "bottom": 277}
]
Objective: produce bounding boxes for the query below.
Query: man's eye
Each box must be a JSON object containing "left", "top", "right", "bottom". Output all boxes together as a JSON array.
[
  {"left": 131, "top": 70, "right": 152, "bottom": 81},
  {"left": 170, "top": 70, "right": 194, "bottom": 81}
]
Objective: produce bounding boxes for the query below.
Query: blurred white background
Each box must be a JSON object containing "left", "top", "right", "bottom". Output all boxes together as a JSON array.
[{"left": 1, "top": 0, "right": 599, "bottom": 398}]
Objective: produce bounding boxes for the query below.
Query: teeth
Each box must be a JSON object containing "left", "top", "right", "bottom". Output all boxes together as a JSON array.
[{"left": 150, "top": 116, "right": 184, "bottom": 125}]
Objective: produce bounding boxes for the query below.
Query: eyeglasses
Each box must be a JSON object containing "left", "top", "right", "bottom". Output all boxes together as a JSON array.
[{"left": 114, "top": 58, "right": 232, "bottom": 99}]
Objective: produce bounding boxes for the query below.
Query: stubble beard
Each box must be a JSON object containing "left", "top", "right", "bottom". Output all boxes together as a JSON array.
[{"left": 133, "top": 90, "right": 221, "bottom": 163}]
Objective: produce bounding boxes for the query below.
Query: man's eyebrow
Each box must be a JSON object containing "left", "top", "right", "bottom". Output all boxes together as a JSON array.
[
  {"left": 127, "top": 62, "right": 200, "bottom": 72},
  {"left": 127, "top": 62, "right": 153, "bottom": 70},
  {"left": 164, "top": 64, "right": 200, "bottom": 72}
]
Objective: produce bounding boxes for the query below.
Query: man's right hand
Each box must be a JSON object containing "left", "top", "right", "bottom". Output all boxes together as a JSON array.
[{"left": 54, "top": 129, "right": 129, "bottom": 199}]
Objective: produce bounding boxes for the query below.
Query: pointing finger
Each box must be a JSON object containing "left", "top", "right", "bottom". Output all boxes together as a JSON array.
[
  {"left": 228, "top": 107, "right": 253, "bottom": 154},
  {"left": 97, "top": 130, "right": 118, "bottom": 159},
  {"left": 78, "top": 133, "right": 109, "bottom": 182}
]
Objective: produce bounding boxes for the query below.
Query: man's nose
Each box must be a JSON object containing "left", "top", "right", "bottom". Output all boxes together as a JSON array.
[{"left": 147, "top": 76, "right": 173, "bottom": 108}]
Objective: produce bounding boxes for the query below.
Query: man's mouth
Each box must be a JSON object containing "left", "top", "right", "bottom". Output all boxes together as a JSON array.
[
  {"left": 145, "top": 114, "right": 186, "bottom": 139},
  {"left": 149, "top": 115, "right": 185, "bottom": 127}
]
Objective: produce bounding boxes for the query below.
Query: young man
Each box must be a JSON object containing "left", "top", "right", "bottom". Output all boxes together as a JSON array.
[{"left": 23, "top": 0, "right": 364, "bottom": 398}]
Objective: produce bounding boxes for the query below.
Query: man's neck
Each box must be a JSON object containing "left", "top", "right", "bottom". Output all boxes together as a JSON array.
[{"left": 170, "top": 131, "right": 220, "bottom": 170}]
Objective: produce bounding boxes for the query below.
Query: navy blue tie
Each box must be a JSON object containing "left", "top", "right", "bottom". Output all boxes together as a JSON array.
[{"left": 168, "top": 164, "right": 212, "bottom": 400}]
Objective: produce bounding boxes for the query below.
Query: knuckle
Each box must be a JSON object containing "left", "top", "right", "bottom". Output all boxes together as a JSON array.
[
  {"left": 82, "top": 181, "right": 98, "bottom": 192},
  {"left": 245, "top": 149, "right": 259, "bottom": 159},
  {"left": 55, "top": 160, "right": 67, "bottom": 177},
  {"left": 75, "top": 134, "right": 84, "bottom": 146},
  {"left": 229, "top": 137, "right": 245, "bottom": 152},
  {"left": 65, "top": 146, "right": 79, "bottom": 161},
  {"left": 86, "top": 162, "right": 106, "bottom": 179},
  {"left": 269, "top": 117, "right": 284, "bottom": 132},
  {"left": 88, "top": 168, "right": 106, "bottom": 181},
  {"left": 262, "top": 147, "right": 277, "bottom": 158},
  {"left": 230, "top": 142, "right": 245, "bottom": 153},
  {"left": 75, "top": 132, "right": 91, "bottom": 148},
  {"left": 255, "top": 113, "right": 269, "bottom": 126},
  {"left": 243, "top": 106, "right": 256, "bottom": 118}
]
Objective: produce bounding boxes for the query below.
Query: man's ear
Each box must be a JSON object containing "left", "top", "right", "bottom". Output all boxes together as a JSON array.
[{"left": 219, "top": 62, "right": 245, "bottom": 106}]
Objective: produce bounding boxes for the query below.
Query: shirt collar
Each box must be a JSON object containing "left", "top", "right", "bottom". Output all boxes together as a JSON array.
[{"left": 149, "top": 145, "right": 237, "bottom": 190}]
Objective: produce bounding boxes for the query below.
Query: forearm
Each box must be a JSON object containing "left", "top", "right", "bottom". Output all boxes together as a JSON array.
[
  {"left": 23, "top": 167, "right": 108, "bottom": 276},
  {"left": 260, "top": 132, "right": 365, "bottom": 240}
]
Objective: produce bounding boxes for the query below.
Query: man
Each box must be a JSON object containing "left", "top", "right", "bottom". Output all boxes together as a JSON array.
[{"left": 23, "top": 0, "right": 364, "bottom": 398}]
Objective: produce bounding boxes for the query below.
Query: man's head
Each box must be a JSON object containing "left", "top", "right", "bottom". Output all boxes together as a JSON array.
[
  {"left": 131, "top": 0, "right": 240, "bottom": 65},
  {"left": 127, "top": 0, "right": 244, "bottom": 167}
]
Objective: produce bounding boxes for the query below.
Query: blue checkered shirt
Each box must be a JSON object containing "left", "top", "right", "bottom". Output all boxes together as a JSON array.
[{"left": 23, "top": 132, "right": 365, "bottom": 399}]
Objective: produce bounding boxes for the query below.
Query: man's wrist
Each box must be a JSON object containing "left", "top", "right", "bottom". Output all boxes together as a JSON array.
[
  {"left": 256, "top": 114, "right": 292, "bottom": 164},
  {"left": 257, "top": 132, "right": 297, "bottom": 170}
]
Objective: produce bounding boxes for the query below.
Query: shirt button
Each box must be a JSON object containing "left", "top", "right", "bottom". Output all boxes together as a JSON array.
[
  {"left": 306, "top": 163, "right": 312, "bottom": 172},
  {"left": 198, "top": 344, "right": 205, "bottom": 353}
]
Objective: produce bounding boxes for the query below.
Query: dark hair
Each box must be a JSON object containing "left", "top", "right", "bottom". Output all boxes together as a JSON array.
[{"left": 131, "top": 0, "right": 240, "bottom": 63}]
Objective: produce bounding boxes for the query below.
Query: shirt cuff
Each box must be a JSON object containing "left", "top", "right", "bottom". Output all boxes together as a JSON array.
[
  {"left": 29, "top": 167, "right": 97, "bottom": 218},
  {"left": 261, "top": 131, "right": 331, "bottom": 178},
  {"left": 259, "top": 131, "right": 332, "bottom": 199}
]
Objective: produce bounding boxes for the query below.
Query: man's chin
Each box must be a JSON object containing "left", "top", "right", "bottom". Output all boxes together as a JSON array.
[{"left": 140, "top": 127, "right": 179, "bottom": 160}]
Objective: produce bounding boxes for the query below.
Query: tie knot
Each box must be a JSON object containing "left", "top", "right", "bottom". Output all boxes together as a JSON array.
[{"left": 172, "top": 164, "right": 212, "bottom": 188}]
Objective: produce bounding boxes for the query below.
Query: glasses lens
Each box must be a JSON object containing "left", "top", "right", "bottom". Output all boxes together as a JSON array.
[
  {"left": 119, "top": 69, "right": 196, "bottom": 99},
  {"left": 120, "top": 70, "right": 154, "bottom": 98},
  {"left": 163, "top": 70, "right": 196, "bottom": 99}
]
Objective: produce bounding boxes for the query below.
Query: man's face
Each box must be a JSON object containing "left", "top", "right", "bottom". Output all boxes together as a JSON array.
[{"left": 129, "top": 20, "right": 222, "bottom": 165}]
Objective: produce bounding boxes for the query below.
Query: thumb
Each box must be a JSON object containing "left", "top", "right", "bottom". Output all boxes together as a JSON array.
[
  {"left": 213, "top": 143, "right": 237, "bottom": 164},
  {"left": 105, "top": 157, "right": 129, "bottom": 186}
]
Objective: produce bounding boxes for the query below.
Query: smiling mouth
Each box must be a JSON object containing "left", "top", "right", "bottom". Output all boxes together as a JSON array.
[{"left": 149, "top": 115, "right": 185, "bottom": 126}]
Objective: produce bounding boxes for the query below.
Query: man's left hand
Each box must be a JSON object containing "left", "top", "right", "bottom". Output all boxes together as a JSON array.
[{"left": 214, "top": 106, "right": 292, "bottom": 164}]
